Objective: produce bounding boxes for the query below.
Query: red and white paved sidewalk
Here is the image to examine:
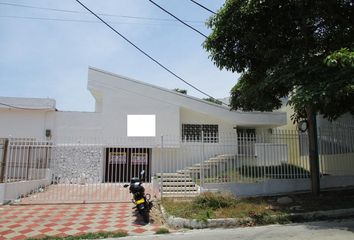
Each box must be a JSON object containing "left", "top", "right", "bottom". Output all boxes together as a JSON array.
[{"left": 0, "top": 203, "right": 162, "bottom": 239}]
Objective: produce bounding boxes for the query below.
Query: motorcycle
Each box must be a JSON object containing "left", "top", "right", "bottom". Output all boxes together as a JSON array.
[{"left": 124, "top": 170, "right": 153, "bottom": 223}]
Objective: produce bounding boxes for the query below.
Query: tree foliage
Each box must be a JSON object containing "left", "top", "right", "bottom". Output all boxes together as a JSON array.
[
  {"left": 204, "top": 0, "right": 354, "bottom": 121},
  {"left": 203, "top": 97, "right": 223, "bottom": 105},
  {"left": 173, "top": 88, "right": 187, "bottom": 94}
]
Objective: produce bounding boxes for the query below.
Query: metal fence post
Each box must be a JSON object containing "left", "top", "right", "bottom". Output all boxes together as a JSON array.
[
  {"left": 160, "top": 135, "right": 164, "bottom": 200},
  {"left": 201, "top": 130, "right": 204, "bottom": 187},
  {"left": 0, "top": 139, "right": 8, "bottom": 183},
  {"left": 3, "top": 139, "right": 10, "bottom": 203}
]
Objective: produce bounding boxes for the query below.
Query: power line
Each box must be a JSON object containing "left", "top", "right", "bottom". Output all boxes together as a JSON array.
[
  {"left": 74, "top": 0, "right": 226, "bottom": 105},
  {"left": 189, "top": 0, "right": 216, "bottom": 14},
  {"left": 0, "top": 2, "right": 204, "bottom": 23},
  {"left": 147, "top": 0, "right": 208, "bottom": 38},
  {"left": 0, "top": 15, "right": 204, "bottom": 27},
  {"left": 0, "top": 15, "right": 101, "bottom": 24},
  {"left": 0, "top": 102, "right": 53, "bottom": 110}
]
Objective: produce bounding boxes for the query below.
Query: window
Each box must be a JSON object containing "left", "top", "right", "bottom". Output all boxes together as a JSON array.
[{"left": 182, "top": 124, "right": 218, "bottom": 143}]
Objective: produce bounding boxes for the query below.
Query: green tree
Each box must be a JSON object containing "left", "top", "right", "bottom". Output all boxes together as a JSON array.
[
  {"left": 204, "top": 0, "right": 354, "bottom": 195},
  {"left": 203, "top": 97, "right": 223, "bottom": 105},
  {"left": 173, "top": 88, "right": 188, "bottom": 94}
]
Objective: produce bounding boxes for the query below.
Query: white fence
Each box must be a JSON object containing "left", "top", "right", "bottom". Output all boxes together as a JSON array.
[{"left": 1, "top": 127, "right": 354, "bottom": 204}]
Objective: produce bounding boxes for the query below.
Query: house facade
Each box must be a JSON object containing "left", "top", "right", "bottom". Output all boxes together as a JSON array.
[
  {"left": 2, "top": 68, "right": 354, "bottom": 203},
  {"left": 0, "top": 67, "right": 287, "bottom": 186}
]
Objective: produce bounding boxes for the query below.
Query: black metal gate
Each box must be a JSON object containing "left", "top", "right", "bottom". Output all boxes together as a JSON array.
[{"left": 105, "top": 148, "right": 151, "bottom": 183}]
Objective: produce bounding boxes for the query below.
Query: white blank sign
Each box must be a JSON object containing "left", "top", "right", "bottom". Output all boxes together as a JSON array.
[{"left": 127, "top": 115, "right": 156, "bottom": 137}]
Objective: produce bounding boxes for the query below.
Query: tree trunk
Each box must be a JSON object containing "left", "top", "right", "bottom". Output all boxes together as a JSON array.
[{"left": 306, "top": 108, "right": 320, "bottom": 196}]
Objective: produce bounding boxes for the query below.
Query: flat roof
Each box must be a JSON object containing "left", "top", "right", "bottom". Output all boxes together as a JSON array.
[{"left": 0, "top": 97, "right": 56, "bottom": 110}]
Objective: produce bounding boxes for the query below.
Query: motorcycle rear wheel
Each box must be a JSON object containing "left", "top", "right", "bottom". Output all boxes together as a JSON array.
[{"left": 142, "top": 210, "right": 149, "bottom": 223}]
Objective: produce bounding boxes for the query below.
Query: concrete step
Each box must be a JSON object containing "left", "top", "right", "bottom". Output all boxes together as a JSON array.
[
  {"left": 162, "top": 182, "right": 195, "bottom": 187},
  {"left": 159, "top": 178, "right": 194, "bottom": 183},
  {"left": 156, "top": 173, "right": 190, "bottom": 178},
  {"left": 218, "top": 154, "right": 236, "bottom": 158},
  {"left": 177, "top": 169, "right": 195, "bottom": 174},
  {"left": 187, "top": 166, "right": 203, "bottom": 171},
  {"left": 205, "top": 159, "right": 226, "bottom": 164},
  {"left": 162, "top": 192, "right": 199, "bottom": 198},
  {"left": 192, "top": 162, "right": 218, "bottom": 168},
  {"left": 162, "top": 186, "right": 198, "bottom": 192}
]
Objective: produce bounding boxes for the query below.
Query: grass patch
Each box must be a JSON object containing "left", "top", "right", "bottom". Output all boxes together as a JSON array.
[
  {"left": 163, "top": 192, "right": 239, "bottom": 221},
  {"left": 27, "top": 230, "right": 128, "bottom": 240},
  {"left": 195, "top": 163, "right": 311, "bottom": 184},
  {"left": 220, "top": 164, "right": 310, "bottom": 182},
  {"left": 155, "top": 227, "right": 170, "bottom": 234},
  {"left": 162, "top": 189, "right": 354, "bottom": 225}
]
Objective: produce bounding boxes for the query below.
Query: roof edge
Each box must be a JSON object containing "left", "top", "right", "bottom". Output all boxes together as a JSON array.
[
  {"left": 0, "top": 96, "right": 56, "bottom": 110},
  {"left": 88, "top": 67, "right": 285, "bottom": 116}
]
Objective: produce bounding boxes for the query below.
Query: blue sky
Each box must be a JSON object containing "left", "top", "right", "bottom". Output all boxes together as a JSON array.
[{"left": 0, "top": 0, "right": 239, "bottom": 111}]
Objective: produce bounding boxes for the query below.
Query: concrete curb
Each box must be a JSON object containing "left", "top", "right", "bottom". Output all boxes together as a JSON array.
[{"left": 160, "top": 206, "right": 354, "bottom": 229}]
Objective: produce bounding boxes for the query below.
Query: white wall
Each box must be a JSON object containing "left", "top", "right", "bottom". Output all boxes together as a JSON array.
[
  {"left": 0, "top": 109, "right": 54, "bottom": 139},
  {"left": 203, "top": 176, "right": 354, "bottom": 197},
  {"left": 54, "top": 111, "right": 102, "bottom": 140},
  {"left": 0, "top": 68, "right": 286, "bottom": 143},
  {"left": 0, "top": 109, "right": 103, "bottom": 142},
  {"left": 255, "top": 143, "right": 288, "bottom": 166},
  {"left": 88, "top": 68, "right": 286, "bottom": 128},
  {"left": 0, "top": 179, "right": 51, "bottom": 204},
  {"left": 99, "top": 87, "right": 180, "bottom": 147}
]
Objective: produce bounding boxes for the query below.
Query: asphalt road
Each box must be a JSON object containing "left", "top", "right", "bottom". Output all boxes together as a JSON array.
[{"left": 116, "top": 218, "right": 354, "bottom": 240}]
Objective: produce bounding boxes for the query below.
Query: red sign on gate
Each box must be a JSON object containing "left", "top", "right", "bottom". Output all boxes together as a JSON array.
[
  {"left": 109, "top": 152, "right": 127, "bottom": 164},
  {"left": 131, "top": 153, "right": 148, "bottom": 165}
]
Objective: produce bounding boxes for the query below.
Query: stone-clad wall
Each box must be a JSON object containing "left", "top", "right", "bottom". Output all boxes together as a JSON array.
[{"left": 51, "top": 146, "right": 103, "bottom": 183}]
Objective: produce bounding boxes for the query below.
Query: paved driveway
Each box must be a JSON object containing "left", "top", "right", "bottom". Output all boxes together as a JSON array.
[{"left": 0, "top": 203, "right": 162, "bottom": 239}]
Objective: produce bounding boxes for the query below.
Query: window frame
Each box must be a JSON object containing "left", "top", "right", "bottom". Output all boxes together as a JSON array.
[{"left": 181, "top": 124, "right": 219, "bottom": 143}]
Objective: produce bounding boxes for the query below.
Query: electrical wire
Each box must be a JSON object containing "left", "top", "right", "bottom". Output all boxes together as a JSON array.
[
  {"left": 0, "top": 15, "right": 102, "bottom": 24},
  {"left": 189, "top": 0, "right": 216, "bottom": 14},
  {"left": 0, "top": 2, "right": 204, "bottom": 23},
  {"left": 0, "top": 15, "right": 204, "bottom": 26},
  {"left": 147, "top": 0, "right": 208, "bottom": 38},
  {"left": 75, "top": 0, "right": 226, "bottom": 105},
  {"left": 0, "top": 102, "right": 54, "bottom": 110}
]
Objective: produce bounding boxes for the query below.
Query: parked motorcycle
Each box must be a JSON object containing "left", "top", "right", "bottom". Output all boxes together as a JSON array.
[{"left": 124, "top": 170, "right": 153, "bottom": 223}]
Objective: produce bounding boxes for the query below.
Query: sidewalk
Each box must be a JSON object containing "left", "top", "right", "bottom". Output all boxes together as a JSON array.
[
  {"left": 115, "top": 218, "right": 354, "bottom": 240},
  {"left": 0, "top": 203, "right": 162, "bottom": 240}
]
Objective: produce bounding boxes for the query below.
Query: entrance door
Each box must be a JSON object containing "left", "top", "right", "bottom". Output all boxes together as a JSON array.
[{"left": 105, "top": 148, "right": 151, "bottom": 183}]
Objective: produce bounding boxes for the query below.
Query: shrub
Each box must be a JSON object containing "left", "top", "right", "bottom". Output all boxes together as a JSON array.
[
  {"left": 155, "top": 228, "right": 170, "bottom": 234},
  {"left": 192, "top": 192, "right": 237, "bottom": 209}
]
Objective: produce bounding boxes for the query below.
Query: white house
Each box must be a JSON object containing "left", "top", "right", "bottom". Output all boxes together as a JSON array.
[
  {"left": 2, "top": 68, "right": 354, "bottom": 203},
  {"left": 0, "top": 67, "right": 287, "bottom": 186},
  {"left": 0, "top": 67, "right": 286, "bottom": 140}
]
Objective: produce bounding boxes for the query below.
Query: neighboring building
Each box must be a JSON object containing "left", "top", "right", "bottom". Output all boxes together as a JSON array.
[
  {"left": 277, "top": 98, "right": 354, "bottom": 176},
  {"left": 277, "top": 97, "right": 354, "bottom": 131}
]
